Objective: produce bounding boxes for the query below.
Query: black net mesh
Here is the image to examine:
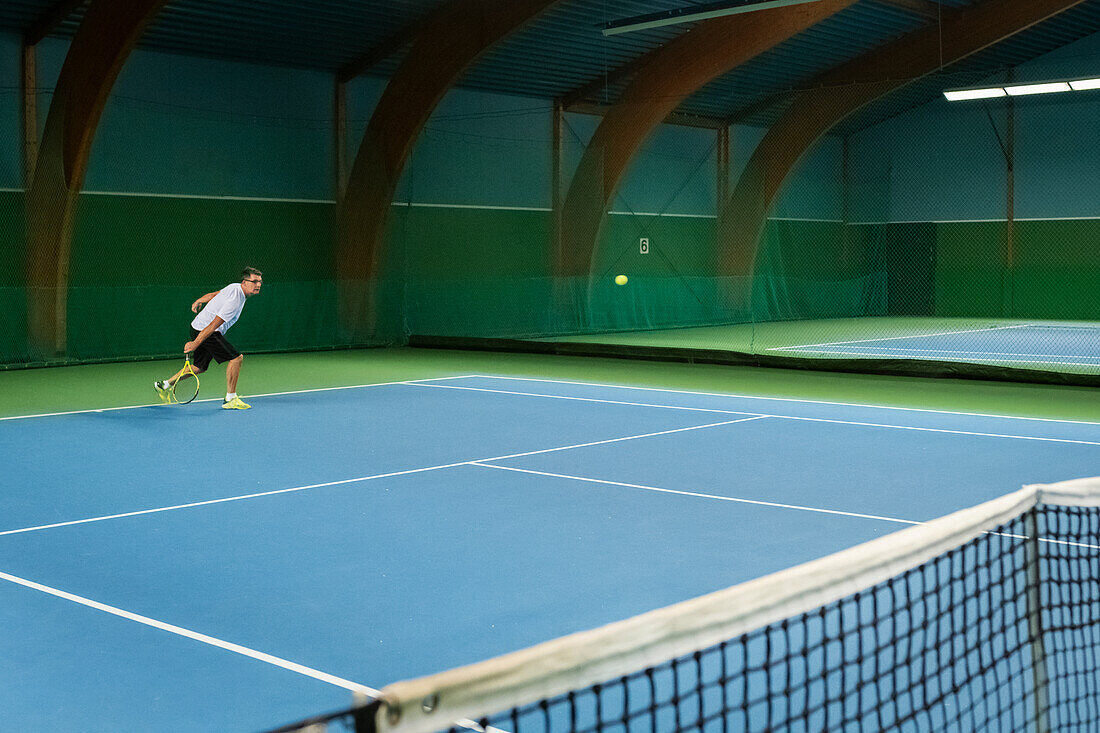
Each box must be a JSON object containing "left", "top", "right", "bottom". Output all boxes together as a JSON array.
[
  {"left": 446, "top": 507, "right": 1095, "bottom": 733},
  {"left": 268, "top": 503, "right": 1100, "bottom": 733}
]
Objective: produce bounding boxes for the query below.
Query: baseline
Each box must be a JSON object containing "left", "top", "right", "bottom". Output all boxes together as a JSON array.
[
  {"left": 765, "top": 323, "right": 1031, "bottom": 350},
  {"left": 408, "top": 382, "right": 1100, "bottom": 446},
  {"left": 460, "top": 375, "right": 1100, "bottom": 426},
  {"left": 0, "top": 374, "right": 480, "bottom": 422}
]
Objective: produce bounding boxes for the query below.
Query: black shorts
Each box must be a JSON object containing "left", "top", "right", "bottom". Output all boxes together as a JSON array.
[{"left": 190, "top": 328, "right": 241, "bottom": 371}]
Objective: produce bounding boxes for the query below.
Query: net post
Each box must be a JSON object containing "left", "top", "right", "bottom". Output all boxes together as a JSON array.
[
  {"left": 1024, "top": 508, "right": 1051, "bottom": 733},
  {"left": 353, "top": 697, "right": 382, "bottom": 733}
]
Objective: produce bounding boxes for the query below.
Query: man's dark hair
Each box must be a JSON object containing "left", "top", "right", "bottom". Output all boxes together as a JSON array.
[{"left": 241, "top": 267, "right": 263, "bottom": 281}]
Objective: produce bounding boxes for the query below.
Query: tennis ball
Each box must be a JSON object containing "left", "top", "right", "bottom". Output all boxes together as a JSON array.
[{"left": 614, "top": 274, "right": 628, "bottom": 285}]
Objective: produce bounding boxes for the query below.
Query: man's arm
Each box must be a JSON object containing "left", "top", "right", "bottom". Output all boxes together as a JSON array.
[
  {"left": 191, "top": 291, "right": 220, "bottom": 313},
  {"left": 184, "top": 316, "right": 225, "bottom": 354}
]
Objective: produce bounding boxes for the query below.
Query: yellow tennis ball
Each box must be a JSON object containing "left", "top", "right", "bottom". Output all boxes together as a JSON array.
[{"left": 614, "top": 274, "right": 628, "bottom": 285}]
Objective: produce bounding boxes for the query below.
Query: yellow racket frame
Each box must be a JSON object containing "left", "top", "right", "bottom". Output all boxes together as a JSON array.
[{"left": 169, "top": 353, "right": 200, "bottom": 404}]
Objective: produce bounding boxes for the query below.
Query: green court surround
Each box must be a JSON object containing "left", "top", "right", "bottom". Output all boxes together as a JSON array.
[{"left": 2, "top": 347, "right": 1097, "bottom": 423}]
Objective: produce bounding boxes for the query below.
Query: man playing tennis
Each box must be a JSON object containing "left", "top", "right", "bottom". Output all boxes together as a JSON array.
[{"left": 154, "top": 267, "right": 263, "bottom": 409}]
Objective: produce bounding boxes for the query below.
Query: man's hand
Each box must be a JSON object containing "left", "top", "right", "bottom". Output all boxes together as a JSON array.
[{"left": 185, "top": 316, "right": 222, "bottom": 357}]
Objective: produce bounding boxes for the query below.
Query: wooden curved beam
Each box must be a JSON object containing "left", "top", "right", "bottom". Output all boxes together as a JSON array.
[
  {"left": 557, "top": 0, "right": 858, "bottom": 279},
  {"left": 335, "top": 0, "right": 560, "bottom": 340},
  {"left": 25, "top": 0, "right": 167, "bottom": 358},
  {"left": 717, "top": 0, "right": 1089, "bottom": 279}
]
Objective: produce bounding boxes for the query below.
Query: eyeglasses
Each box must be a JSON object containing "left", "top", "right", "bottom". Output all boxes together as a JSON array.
[{"left": 245, "top": 279, "right": 263, "bottom": 284}]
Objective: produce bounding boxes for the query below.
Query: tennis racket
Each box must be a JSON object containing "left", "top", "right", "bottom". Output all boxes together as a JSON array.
[{"left": 170, "top": 352, "right": 200, "bottom": 404}]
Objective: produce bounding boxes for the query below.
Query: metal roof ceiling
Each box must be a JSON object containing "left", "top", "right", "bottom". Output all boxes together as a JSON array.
[{"left": 3, "top": 0, "right": 1100, "bottom": 134}]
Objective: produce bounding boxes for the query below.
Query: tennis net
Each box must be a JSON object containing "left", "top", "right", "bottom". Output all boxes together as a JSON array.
[{"left": 273, "top": 476, "right": 1100, "bottom": 733}]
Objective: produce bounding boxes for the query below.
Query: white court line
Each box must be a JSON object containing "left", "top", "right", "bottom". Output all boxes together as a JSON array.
[
  {"left": 0, "top": 417, "right": 762, "bottom": 537},
  {"left": 773, "top": 415, "right": 1100, "bottom": 446},
  {"left": 0, "top": 569, "right": 378, "bottom": 695},
  {"left": 473, "top": 464, "right": 1100, "bottom": 550},
  {"left": 471, "top": 463, "right": 919, "bottom": 526},
  {"left": 767, "top": 323, "right": 1032, "bottom": 350},
  {"left": 772, "top": 345, "right": 1098, "bottom": 359},
  {"left": 411, "top": 382, "right": 760, "bottom": 417},
  {"left": 0, "top": 375, "right": 478, "bottom": 422},
  {"left": 463, "top": 375, "right": 1100, "bottom": 426},
  {"left": 765, "top": 348, "right": 1100, "bottom": 367},
  {"left": 409, "top": 382, "right": 1100, "bottom": 445}
]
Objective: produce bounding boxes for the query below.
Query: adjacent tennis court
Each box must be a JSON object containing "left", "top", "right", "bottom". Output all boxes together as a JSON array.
[
  {"left": 536, "top": 319, "right": 1100, "bottom": 375},
  {"left": 2, "top": 367, "right": 1097, "bottom": 731},
  {"left": 767, "top": 322, "right": 1100, "bottom": 369}
]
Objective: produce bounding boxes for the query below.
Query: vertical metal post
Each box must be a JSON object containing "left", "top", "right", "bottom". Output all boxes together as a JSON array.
[
  {"left": 1004, "top": 74, "right": 1015, "bottom": 317},
  {"left": 21, "top": 41, "right": 38, "bottom": 188},
  {"left": 716, "top": 125, "right": 729, "bottom": 212},
  {"left": 841, "top": 135, "right": 851, "bottom": 267},
  {"left": 1006, "top": 97, "right": 1015, "bottom": 269},
  {"left": 333, "top": 76, "right": 347, "bottom": 203},
  {"left": 550, "top": 99, "right": 565, "bottom": 327},
  {"left": 551, "top": 98, "right": 563, "bottom": 273},
  {"left": 1024, "top": 509, "right": 1051, "bottom": 733}
]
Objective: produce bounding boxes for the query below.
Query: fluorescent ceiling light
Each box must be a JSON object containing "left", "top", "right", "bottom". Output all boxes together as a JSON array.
[
  {"left": 1004, "top": 82, "right": 1072, "bottom": 96},
  {"left": 943, "top": 87, "right": 1006, "bottom": 101},
  {"left": 602, "top": 0, "right": 822, "bottom": 36},
  {"left": 944, "top": 77, "right": 1100, "bottom": 101}
]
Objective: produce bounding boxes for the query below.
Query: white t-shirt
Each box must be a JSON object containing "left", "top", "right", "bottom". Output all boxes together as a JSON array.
[{"left": 191, "top": 283, "right": 247, "bottom": 334}]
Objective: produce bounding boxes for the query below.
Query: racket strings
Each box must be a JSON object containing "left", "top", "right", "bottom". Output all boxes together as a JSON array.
[{"left": 170, "top": 360, "right": 200, "bottom": 404}]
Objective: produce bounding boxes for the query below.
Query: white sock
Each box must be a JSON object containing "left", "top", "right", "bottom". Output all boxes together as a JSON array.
[{"left": 225, "top": 392, "right": 237, "bottom": 401}]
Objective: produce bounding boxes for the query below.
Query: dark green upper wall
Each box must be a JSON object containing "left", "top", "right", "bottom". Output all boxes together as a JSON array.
[
  {"left": 69, "top": 194, "right": 335, "bottom": 287},
  {"left": 0, "top": 33, "right": 20, "bottom": 186},
  {"left": 0, "top": 190, "right": 22, "bottom": 286}
]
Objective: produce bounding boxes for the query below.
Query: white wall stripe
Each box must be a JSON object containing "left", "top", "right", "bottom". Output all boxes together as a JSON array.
[
  {"left": 848, "top": 216, "right": 1100, "bottom": 224},
  {"left": 405, "top": 202, "right": 550, "bottom": 212},
  {"left": 79, "top": 190, "right": 333, "bottom": 204}
]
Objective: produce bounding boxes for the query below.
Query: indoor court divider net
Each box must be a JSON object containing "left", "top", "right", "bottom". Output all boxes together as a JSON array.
[{"left": 271, "top": 476, "right": 1100, "bottom": 733}]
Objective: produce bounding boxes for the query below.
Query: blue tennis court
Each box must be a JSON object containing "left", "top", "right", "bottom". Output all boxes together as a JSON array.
[
  {"left": 1, "top": 374, "right": 1098, "bottom": 731},
  {"left": 769, "top": 322, "right": 1100, "bottom": 368}
]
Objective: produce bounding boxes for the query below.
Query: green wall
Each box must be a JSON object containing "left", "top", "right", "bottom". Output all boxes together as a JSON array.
[
  {"left": 848, "top": 219, "right": 1100, "bottom": 321},
  {"left": 936, "top": 220, "right": 1100, "bottom": 320},
  {"left": 753, "top": 219, "right": 886, "bottom": 323},
  {"left": 3, "top": 193, "right": 343, "bottom": 365},
  {"left": 12, "top": 188, "right": 1097, "bottom": 368},
  {"left": 67, "top": 194, "right": 340, "bottom": 360},
  {"left": 0, "top": 190, "right": 26, "bottom": 363},
  {"left": 402, "top": 205, "right": 553, "bottom": 337}
]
